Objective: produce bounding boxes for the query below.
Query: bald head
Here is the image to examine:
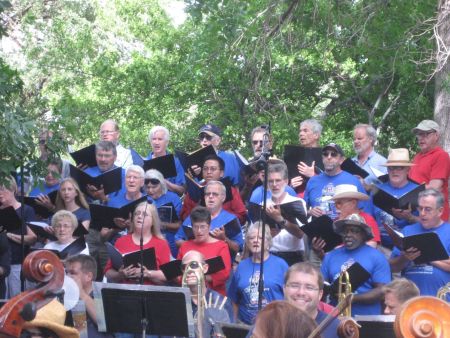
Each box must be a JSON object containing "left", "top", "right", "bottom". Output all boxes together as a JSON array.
[{"left": 182, "top": 250, "right": 206, "bottom": 265}]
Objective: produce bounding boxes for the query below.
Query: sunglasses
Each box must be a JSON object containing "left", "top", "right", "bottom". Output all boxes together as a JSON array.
[
  {"left": 181, "top": 261, "right": 201, "bottom": 272},
  {"left": 322, "top": 151, "right": 339, "bottom": 158},
  {"left": 198, "top": 133, "right": 213, "bottom": 141},
  {"left": 145, "top": 178, "right": 160, "bottom": 185},
  {"left": 252, "top": 140, "right": 264, "bottom": 145}
]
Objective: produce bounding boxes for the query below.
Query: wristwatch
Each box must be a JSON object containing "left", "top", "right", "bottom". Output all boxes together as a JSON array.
[{"left": 277, "top": 219, "right": 287, "bottom": 229}]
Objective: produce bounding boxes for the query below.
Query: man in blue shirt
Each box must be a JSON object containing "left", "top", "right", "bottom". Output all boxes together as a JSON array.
[
  {"left": 176, "top": 180, "right": 244, "bottom": 255},
  {"left": 321, "top": 214, "right": 391, "bottom": 315},
  {"left": 390, "top": 189, "right": 450, "bottom": 301},
  {"left": 305, "top": 143, "right": 369, "bottom": 220},
  {"left": 84, "top": 141, "right": 125, "bottom": 203},
  {"left": 372, "top": 148, "right": 419, "bottom": 249},
  {"left": 146, "top": 125, "right": 186, "bottom": 195},
  {"left": 284, "top": 262, "right": 339, "bottom": 338},
  {"left": 196, "top": 124, "right": 240, "bottom": 186}
]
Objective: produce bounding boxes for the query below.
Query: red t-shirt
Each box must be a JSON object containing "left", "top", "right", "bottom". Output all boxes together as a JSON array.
[
  {"left": 104, "top": 234, "right": 171, "bottom": 285},
  {"left": 409, "top": 146, "right": 450, "bottom": 220},
  {"left": 177, "top": 240, "right": 231, "bottom": 296},
  {"left": 359, "top": 211, "right": 381, "bottom": 243}
]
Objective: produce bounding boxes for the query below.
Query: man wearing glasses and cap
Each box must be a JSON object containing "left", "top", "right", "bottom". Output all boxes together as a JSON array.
[
  {"left": 321, "top": 214, "right": 391, "bottom": 316},
  {"left": 409, "top": 120, "right": 450, "bottom": 221},
  {"left": 197, "top": 124, "right": 240, "bottom": 186},
  {"left": 304, "top": 143, "right": 368, "bottom": 220}
]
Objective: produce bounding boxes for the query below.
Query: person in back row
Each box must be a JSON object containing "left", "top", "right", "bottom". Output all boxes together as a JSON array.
[
  {"left": 409, "top": 120, "right": 450, "bottom": 221},
  {"left": 195, "top": 124, "right": 240, "bottom": 185}
]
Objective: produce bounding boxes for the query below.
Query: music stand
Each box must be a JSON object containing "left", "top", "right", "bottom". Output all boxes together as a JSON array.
[
  {"left": 93, "top": 282, "right": 195, "bottom": 337},
  {"left": 355, "top": 314, "right": 396, "bottom": 338},
  {"left": 215, "top": 322, "right": 252, "bottom": 338}
]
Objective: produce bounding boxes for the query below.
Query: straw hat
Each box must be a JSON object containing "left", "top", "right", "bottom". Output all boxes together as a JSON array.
[
  {"left": 23, "top": 298, "right": 80, "bottom": 338},
  {"left": 333, "top": 213, "right": 374, "bottom": 241},
  {"left": 382, "top": 148, "right": 415, "bottom": 167},
  {"left": 331, "top": 184, "right": 369, "bottom": 201}
]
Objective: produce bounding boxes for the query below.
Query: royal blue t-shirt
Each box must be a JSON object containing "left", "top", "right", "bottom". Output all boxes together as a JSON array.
[
  {"left": 391, "top": 222, "right": 450, "bottom": 301},
  {"left": 227, "top": 255, "right": 288, "bottom": 324},
  {"left": 321, "top": 244, "right": 391, "bottom": 315}
]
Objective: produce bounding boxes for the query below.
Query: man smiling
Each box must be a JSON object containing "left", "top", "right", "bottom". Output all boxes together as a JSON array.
[{"left": 284, "top": 262, "right": 339, "bottom": 338}]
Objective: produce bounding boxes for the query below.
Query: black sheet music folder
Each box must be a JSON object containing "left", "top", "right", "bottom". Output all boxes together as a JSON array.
[{"left": 93, "top": 282, "right": 195, "bottom": 337}]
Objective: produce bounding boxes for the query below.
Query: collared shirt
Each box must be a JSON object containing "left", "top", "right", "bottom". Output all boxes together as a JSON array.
[{"left": 352, "top": 149, "right": 387, "bottom": 185}]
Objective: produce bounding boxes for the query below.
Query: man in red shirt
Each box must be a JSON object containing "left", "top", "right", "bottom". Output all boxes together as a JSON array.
[{"left": 409, "top": 120, "right": 450, "bottom": 221}]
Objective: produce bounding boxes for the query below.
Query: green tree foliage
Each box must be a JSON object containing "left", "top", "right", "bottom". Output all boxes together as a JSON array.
[{"left": 0, "top": 0, "right": 442, "bottom": 169}]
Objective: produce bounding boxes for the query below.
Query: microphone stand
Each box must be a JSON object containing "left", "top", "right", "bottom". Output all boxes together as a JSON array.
[
  {"left": 19, "top": 165, "right": 26, "bottom": 293},
  {"left": 138, "top": 201, "right": 149, "bottom": 338},
  {"left": 257, "top": 131, "right": 271, "bottom": 311}
]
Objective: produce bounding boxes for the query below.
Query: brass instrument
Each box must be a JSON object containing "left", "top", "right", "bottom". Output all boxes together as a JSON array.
[
  {"left": 437, "top": 282, "right": 450, "bottom": 300},
  {"left": 338, "top": 270, "right": 352, "bottom": 317},
  {"left": 307, "top": 293, "right": 359, "bottom": 338},
  {"left": 182, "top": 261, "right": 206, "bottom": 338},
  {"left": 394, "top": 296, "right": 450, "bottom": 338}
]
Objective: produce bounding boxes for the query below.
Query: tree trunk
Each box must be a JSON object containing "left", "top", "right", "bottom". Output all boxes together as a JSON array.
[{"left": 434, "top": 0, "right": 450, "bottom": 154}]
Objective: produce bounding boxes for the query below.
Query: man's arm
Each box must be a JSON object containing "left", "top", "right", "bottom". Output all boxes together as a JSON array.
[{"left": 431, "top": 258, "right": 450, "bottom": 272}]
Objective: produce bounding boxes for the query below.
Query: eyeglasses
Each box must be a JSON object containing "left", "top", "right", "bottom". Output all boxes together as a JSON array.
[
  {"left": 322, "top": 151, "right": 339, "bottom": 158},
  {"left": 96, "top": 153, "right": 113, "bottom": 159},
  {"left": 99, "top": 130, "right": 117, "bottom": 136},
  {"left": 181, "top": 261, "right": 202, "bottom": 271},
  {"left": 387, "top": 166, "right": 406, "bottom": 171},
  {"left": 133, "top": 210, "right": 149, "bottom": 217},
  {"left": 285, "top": 283, "right": 319, "bottom": 292},
  {"left": 145, "top": 178, "right": 160, "bottom": 185},
  {"left": 192, "top": 224, "right": 209, "bottom": 231},
  {"left": 252, "top": 140, "right": 264, "bottom": 146},
  {"left": 203, "top": 166, "right": 219, "bottom": 172},
  {"left": 417, "top": 206, "right": 438, "bottom": 214},
  {"left": 198, "top": 133, "right": 213, "bottom": 141},
  {"left": 204, "top": 191, "right": 220, "bottom": 197},
  {"left": 415, "top": 131, "right": 436, "bottom": 138}
]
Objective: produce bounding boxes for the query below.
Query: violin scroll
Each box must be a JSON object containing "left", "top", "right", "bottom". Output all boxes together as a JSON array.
[{"left": 0, "top": 251, "right": 65, "bottom": 337}]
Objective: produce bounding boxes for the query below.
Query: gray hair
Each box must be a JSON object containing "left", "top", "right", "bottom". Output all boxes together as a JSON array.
[
  {"left": 126, "top": 165, "right": 145, "bottom": 179},
  {"left": 246, "top": 221, "right": 273, "bottom": 249},
  {"left": 205, "top": 180, "right": 226, "bottom": 196},
  {"left": 300, "top": 119, "right": 323, "bottom": 136},
  {"left": 95, "top": 141, "right": 117, "bottom": 156},
  {"left": 51, "top": 210, "right": 77, "bottom": 229},
  {"left": 268, "top": 162, "right": 288, "bottom": 180},
  {"left": 418, "top": 188, "right": 445, "bottom": 209},
  {"left": 148, "top": 126, "right": 170, "bottom": 142},
  {"left": 100, "top": 119, "right": 119, "bottom": 131},
  {"left": 144, "top": 169, "right": 168, "bottom": 194},
  {"left": 354, "top": 123, "right": 377, "bottom": 146}
]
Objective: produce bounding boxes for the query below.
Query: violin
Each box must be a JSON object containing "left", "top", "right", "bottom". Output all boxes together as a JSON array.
[{"left": 0, "top": 250, "right": 65, "bottom": 337}]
